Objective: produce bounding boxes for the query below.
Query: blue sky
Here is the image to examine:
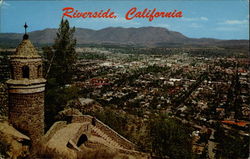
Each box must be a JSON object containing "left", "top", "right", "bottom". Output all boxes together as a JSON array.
[{"left": 0, "top": 0, "right": 249, "bottom": 40}]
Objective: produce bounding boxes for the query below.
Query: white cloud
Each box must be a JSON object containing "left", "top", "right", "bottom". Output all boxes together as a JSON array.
[
  {"left": 0, "top": 0, "right": 11, "bottom": 9},
  {"left": 223, "top": 19, "right": 248, "bottom": 25},
  {"left": 200, "top": 17, "right": 208, "bottom": 21},
  {"left": 98, "top": 16, "right": 140, "bottom": 25},
  {"left": 1, "top": 1, "right": 10, "bottom": 6},
  {"left": 153, "top": 23, "right": 171, "bottom": 29},
  {"left": 216, "top": 18, "right": 249, "bottom": 31},
  {"left": 189, "top": 23, "right": 202, "bottom": 28},
  {"left": 181, "top": 16, "right": 208, "bottom": 21},
  {"left": 215, "top": 27, "right": 239, "bottom": 31},
  {"left": 113, "top": 16, "right": 138, "bottom": 24}
]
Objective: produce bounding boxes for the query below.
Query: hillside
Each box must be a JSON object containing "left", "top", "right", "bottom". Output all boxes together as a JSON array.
[{"left": 0, "top": 27, "right": 248, "bottom": 47}]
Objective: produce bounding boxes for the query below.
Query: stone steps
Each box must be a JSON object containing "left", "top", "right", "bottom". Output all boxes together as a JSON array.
[{"left": 91, "top": 127, "right": 124, "bottom": 149}]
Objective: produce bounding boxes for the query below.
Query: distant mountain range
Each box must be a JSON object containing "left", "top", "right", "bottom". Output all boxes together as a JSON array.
[{"left": 0, "top": 27, "right": 248, "bottom": 47}]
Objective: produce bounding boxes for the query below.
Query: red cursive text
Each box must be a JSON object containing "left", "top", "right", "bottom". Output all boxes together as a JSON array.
[
  {"left": 125, "top": 7, "right": 183, "bottom": 21},
  {"left": 62, "top": 7, "right": 117, "bottom": 19}
]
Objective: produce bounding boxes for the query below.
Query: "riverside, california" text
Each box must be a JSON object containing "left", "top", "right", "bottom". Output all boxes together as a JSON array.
[{"left": 62, "top": 7, "right": 183, "bottom": 22}]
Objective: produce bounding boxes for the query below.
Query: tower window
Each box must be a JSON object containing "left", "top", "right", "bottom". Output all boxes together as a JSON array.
[
  {"left": 10, "top": 66, "right": 14, "bottom": 79},
  {"left": 22, "top": 66, "right": 29, "bottom": 78},
  {"left": 37, "top": 65, "right": 42, "bottom": 78}
]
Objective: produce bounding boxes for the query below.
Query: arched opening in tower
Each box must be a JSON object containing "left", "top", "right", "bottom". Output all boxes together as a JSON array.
[
  {"left": 10, "top": 65, "right": 14, "bottom": 79},
  {"left": 37, "top": 65, "right": 42, "bottom": 78},
  {"left": 77, "top": 134, "right": 88, "bottom": 147},
  {"left": 22, "top": 66, "right": 29, "bottom": 78}
]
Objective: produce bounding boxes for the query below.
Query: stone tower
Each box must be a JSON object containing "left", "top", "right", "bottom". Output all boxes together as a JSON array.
[{"left": 6, "top": 25, "right": 46, "bottom": 145}]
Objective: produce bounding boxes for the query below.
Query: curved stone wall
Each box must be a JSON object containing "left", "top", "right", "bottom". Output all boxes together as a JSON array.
[
  {"left": 8, "top": 92, "right": 44, "bottom": 145},
  {"left": 72, "top": 115, "right": 135, "bottom": 150}
]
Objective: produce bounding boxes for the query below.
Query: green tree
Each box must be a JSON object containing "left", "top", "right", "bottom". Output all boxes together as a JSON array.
[
  {"left": 43, "top": 19, "right": 78, "bottom": 129},
  {"left": 149, "top": 115, "right": 194, "bottom": 159},
  {"left": 214, "top": 123, "right": 249, "bottom": 159},
  {"left": 46, "top": 19, "right": 77, "bottom": 86},
  {"left": 88, "top": 108, "right": 129, "bottom": 138}
]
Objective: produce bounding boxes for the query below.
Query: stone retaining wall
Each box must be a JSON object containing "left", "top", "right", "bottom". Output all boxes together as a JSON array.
[
  {"left": 43, "top": 121, "right": 67, "bottom": 143},
  {"left": 71, "top": 115, "right": 135, "bottom": 150},
  {"left": 70, "top": 123, "right": 91, "bottom": 145},
  {"left": 118, "top": 149, "right": 150, "bottom": 159}
]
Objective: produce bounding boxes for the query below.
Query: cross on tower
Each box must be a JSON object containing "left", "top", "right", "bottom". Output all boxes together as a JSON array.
[
  {"left": 23, "top": 22, "right": 29, "bottom": 40},
  {"left": 24, "top": 22, "right": 28, "bottom": 34}
]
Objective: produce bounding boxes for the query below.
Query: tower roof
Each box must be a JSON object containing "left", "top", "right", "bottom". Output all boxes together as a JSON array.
[
  {"left": 14, "top": 39, "right": 40, "bottom": 57},
  {"left": 13, "top": 23, "right": 40, "bottom": 58}
]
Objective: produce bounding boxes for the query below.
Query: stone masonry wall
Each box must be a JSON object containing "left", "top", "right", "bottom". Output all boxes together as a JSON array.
[
  {"left": 72, "top": 115, "right": 135, "bottom": 150},
  {"left": 0, "top": 83, "right": 8, "bottom": 117},
  {"left": 10, "top": 58, "right": 43, "bottom": 80},
  {"left": 8, "top": 92, "right": 44, "bottom": 145}
]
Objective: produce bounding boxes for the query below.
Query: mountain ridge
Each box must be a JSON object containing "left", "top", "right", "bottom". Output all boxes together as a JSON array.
[{"left": 0, "top": 27, "right": 248, "bottom": 47}]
